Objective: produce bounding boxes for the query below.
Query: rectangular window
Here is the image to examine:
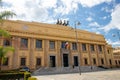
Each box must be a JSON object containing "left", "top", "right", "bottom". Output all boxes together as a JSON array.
[
  {"left": 109, "top": 59, "right": 112, "bottom": 65},
  {"left": 101, "top": 58, "right": 104, "bottom": 65},
  {"left": 119, "top": 61, "right": 120, "bottom": 65},
  {"left": 93, "top": 58, "right": 96, "bottom": 65},
  {"left": 61, "top": 41, "right": 66, "bottom": 49},
  {"left": 3, "top": 57, "right": 9, "bottom": 66},
  {"left": 20, "top": 58, "right": 26, "bottom": 66},
  {"left": 74, "top": 56, "right": 78, "bottom": 66},
  {"left": 90, "top": 44, "right": 95, "bottom": 51},
  {"left": 82, "top": 43, "right": 86, "bottom": 51},
  {"left": 115, "top": 60, "right": 117, "bottom": 65},
  {"left": 107, "top": 50, "right": 110, "bottom": 54},
  {"left": 36, "top": 40, "right": 42, "bottom": 48},
  {"left": 49, "top": 41, "right": 55, "bottom": 49},
  {"left": 3, "top": 40, "right": 11, "bottom": 46},
  {"left": 84, "top": 58, "right": 88, "bottom": 65},
  {"left": 72, "top": 42, "right": 77, "bottom": 50},
  {"left": 21, "top": 38, "right": 28, "bottom": 48},
  {"left": 36, "top": 58, "right": 41, "bottom": 66},
  {"left": 98, "top": 45, "right": 102, "bottom": 52}
]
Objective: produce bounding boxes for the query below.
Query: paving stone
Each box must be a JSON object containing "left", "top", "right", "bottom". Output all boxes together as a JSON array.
[{"left": 33, "top": 69, "right": 120, "bottom": 80}]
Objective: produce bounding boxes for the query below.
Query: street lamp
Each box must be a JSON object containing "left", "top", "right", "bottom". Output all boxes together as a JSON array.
[
  {"left": 74, "top": 21, "right": 81, "bottom": 75},
  {"left": 117, "top": 31, "right": 120, "bottom": 40}
]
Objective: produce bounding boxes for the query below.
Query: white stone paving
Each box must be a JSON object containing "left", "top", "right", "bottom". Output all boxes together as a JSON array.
[{"left": 33, "top": 69, "right": 120, "bottom": 80}]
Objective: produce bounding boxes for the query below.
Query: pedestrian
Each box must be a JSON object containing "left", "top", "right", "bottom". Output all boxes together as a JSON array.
[
  {"left": 72, "top": 65, "right": 74, "bottom": 69},
  {"left": 91, "top": 66, "right": 93, "bottom": 70}
]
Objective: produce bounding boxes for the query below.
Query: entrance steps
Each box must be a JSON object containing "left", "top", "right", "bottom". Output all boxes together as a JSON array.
[{"left": 32, "top": 66, "right": 107, "bottom": 75}]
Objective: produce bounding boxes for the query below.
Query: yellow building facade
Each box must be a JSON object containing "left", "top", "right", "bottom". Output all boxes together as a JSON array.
[
  {"left": 0, "top": 20, "right": 115, "bottom": 70},
  {"left": 113, "top": 47, "right": 120, "bottom": 67}
]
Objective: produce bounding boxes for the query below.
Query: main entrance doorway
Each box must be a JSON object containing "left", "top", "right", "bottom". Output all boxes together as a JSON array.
[
  {"left": 74, "top": 56, "right": 78, "bottom": 66},
  {"left": 63, "top": 54, "right": 69, "bottom": 67},
  {"left": 50, "top": 56, "right": 56, "bottom": 67}
]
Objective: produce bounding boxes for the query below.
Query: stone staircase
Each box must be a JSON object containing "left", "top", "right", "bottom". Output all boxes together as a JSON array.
[{"left": 32, "top": 66, "right": 107, "bottom": 75}]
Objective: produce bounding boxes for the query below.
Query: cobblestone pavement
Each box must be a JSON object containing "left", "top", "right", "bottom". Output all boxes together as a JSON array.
[{"left": 33, "top": 69, "right": 120, "bottom": 80}]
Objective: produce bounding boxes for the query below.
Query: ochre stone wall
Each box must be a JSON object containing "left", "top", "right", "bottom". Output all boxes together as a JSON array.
[{"left": 0, "top": 20, "right": 115, "bottom": 70}]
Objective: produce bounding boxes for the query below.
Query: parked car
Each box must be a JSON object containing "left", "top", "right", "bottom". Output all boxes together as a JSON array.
[{"left": 19, "top": 66, "right": 30, "bottom": 72}]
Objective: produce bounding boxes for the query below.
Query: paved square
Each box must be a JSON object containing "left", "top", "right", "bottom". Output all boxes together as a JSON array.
[{"left": 33, "top": 69, "right": 120, "bottom": 80}]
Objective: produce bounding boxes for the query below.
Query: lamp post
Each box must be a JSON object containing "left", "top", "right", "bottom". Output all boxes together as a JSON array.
[
  {"left": 74, "top": 22, "right": 81, "bottom": 75},
  {"left": 112, "top": 30, "right": 120, "bottom": 67},
  {"left": 117, "top": 31, "right": 120, "bottom": 40},
  {"left": 112, "top": 30, "right": 120, "bottom": 41}
]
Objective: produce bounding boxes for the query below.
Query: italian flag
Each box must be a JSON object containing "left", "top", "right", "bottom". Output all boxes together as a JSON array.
[{"left": 65, "top": 42, "right": 70, "bottom": 49}]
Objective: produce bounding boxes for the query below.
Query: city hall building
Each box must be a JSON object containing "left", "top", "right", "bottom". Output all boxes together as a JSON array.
[
  {"left": 113, "top": 47, "right": 120, "bottom": 67},
  {"left": 0, "top": 20, "right": 115, "bottom": 70}
]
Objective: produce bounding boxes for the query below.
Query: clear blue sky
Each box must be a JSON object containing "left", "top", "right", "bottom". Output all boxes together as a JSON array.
[{"left": 1, "top": 0, "right": 120, "bottom": 47}]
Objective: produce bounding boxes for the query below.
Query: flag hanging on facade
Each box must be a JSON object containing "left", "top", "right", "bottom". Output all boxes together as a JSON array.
[{"left": 65, "top": 42, "right": 70, "bottom": 49}]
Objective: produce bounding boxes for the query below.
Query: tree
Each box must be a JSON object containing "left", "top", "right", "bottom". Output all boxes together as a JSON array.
[
  {"left": 0, "top": 29, "right": 10, "bottom": 38},
  {"left": 0, "top": 29, "right": 15, "bottom": 70},
  {"left": 0, "top": 46, "right": 14, "bottom": 70},
  {"left": 0, "top": 0, "right": 15, "bottom": 70},
  {"left": 0, "top": 11, "right": 16, "bottom": 22},
  {"left": 0, "top": 0, "right": 16, "bottom": 24}
]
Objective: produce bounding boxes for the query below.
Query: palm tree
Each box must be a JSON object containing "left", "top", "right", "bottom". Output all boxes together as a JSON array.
[
  {"left": 0, "top": 0, "right": 16, "bottom": 24},
  {"left": 0, "top": 29, "right": 15, "bottom": 70},
  {"left": 0, "top": 46, "right": 14, "bottom": 70},
  {"left": 0, "top": 0, "right": 15, "bottom": 70},
  {"left": 0, "top": 11, "right": 16, "bottom": 23}
]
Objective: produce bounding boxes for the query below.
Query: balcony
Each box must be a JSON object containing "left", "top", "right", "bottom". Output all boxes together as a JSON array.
[{"left": 60, "top": 48, "right": 70, "bottom": 54}]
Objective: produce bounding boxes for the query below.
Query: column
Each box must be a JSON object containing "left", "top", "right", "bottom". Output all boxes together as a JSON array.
[
  {"left": 29, "top": 38, "right": 34, "bottom": 69},
  {"left": 103, "top": 45, "right": 108, "bottom": 67},
  {"left": 12, "top": 37, "right": 19, "bottom": 69},
  {"left": 57, "top": 41, "right": 61, "bottom": 67},
  {"left": 44, "top": 39, "right": 49, "bottom": 67}
]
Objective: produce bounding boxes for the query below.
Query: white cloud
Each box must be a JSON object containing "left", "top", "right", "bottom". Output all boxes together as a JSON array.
[
  {"left": 86, "top": 17, "right": 93, "bottom": 22},
  {"left": 38, "top": 0, "right": 57, "bottom": 8},
  {"left": 106, "top": 39, "right": 120, "bottom": 47},
  {"left": 2, "top": 0, "right": 112, "bottom": 23},
  {"left": 101, "top": 7, "right": 113, "bottom": 13},
  {"left": 54, "top": 0, "right": 79, "bottom": 15},
  {"left": 95, "top": 32, "right": 101, "bottom": 34},
  {"left": 78, "top": 0, "right": 112, "bottom": 7},
  {"left": 103, "top": 4, "right": 120, "bottom": 32},
  {"left": 89, "top": 22, "right": 100, "bottom": 27},
  {"left": 2, "top": 0, "right": 57, "bottom": 23},
  {"left": 103, "top": 16, "right": 107, "bottom": 20}
]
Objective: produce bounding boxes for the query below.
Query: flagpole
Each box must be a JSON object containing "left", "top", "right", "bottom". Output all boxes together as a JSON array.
[{"left": 74, "top": 22, "right": 81, "bottom": 75}]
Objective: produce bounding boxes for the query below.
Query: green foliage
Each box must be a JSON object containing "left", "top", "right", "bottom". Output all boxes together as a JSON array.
[
  {"left": 0, "top": 0, "right": 15, "bottom": 71},
  {"left": 0, "top": 0, "right": 16, "bottom": 24},
  {"left": 0, "top": 29, "right": 10, "bottom": 38},
  {"left": 0, "top": 11, "right": 16, "bottom": 20},
  {"left": 0, "top": 46, "right": 14, "bottom": 64}
]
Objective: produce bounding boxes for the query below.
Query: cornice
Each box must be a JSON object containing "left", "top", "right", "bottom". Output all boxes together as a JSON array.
[
  {"left": 1, "top": 20, "right": 106, "bottom": 45},
  {"left": 4, "top": 20, "right": 103, "bottom": 37},
  {"left": 6, "top": 28, "right": 106, "bottom": 44}
]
